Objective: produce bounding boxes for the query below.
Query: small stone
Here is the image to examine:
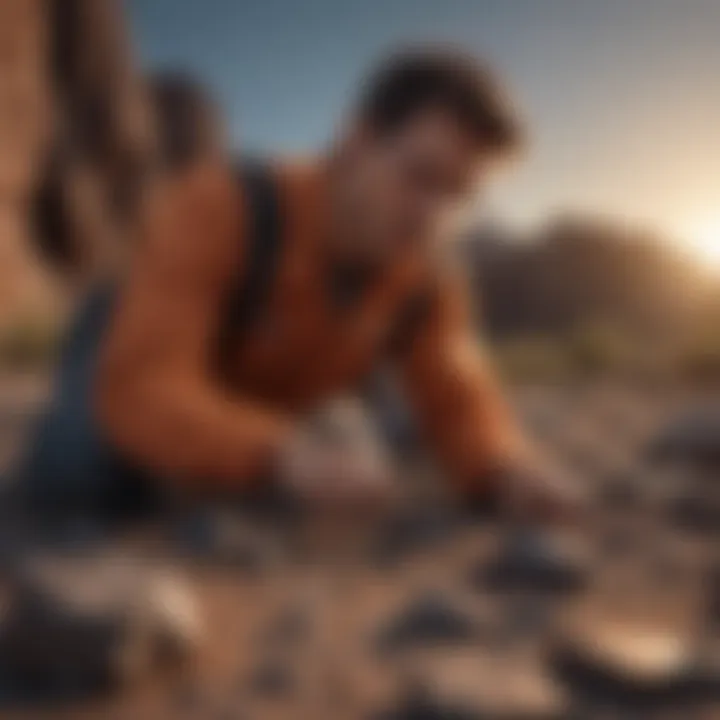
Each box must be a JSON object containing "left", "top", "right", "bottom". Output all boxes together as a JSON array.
[
  {"left": 248, "top": 660, "right": 295, "bottom": 698},
  {"left": 375, "top": 591, "right": 482, "bottom": 654},
  {"left": 470, "top": 531, "right": 588, "bottom": 595}
]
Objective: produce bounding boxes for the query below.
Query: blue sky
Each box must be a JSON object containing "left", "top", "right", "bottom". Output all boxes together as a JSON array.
[{"left": 126, "top": 0, "right": 720, "bottom": 252}]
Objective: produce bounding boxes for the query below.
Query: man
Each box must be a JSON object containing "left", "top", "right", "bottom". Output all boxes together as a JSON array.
[{"left": 26, "top": 48, "right": 576, "bottom": 519}]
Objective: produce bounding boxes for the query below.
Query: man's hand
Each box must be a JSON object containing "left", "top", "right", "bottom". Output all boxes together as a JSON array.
[
  {"left": 503, "top": 461, "right": 586, "bottom": 526},
  {"left": 479, "top": 450, "right": 587, "bottom": 526},
  {"left": 274, "top": 413, "right": 397, "bottom": 512}
]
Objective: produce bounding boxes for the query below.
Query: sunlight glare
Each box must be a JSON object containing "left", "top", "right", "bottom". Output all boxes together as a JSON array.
[{"left": 687, "top": 221, "right": 720, "bottom": 268}]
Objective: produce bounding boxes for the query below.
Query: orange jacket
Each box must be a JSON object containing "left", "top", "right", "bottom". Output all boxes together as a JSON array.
[{"left": 94, "top": 159, "right": 522, "bottom": 496}]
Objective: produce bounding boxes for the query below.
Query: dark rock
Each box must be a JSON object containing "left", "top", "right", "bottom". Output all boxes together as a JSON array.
[
  {"left": 375, "top": 592, "right": 482, "bottom": 654},
  {"left": 248, "top": 660, "right": 295, "bottom": 698},
  {"left": 648, "top": 406, "right": 720, "bottom": 468},
  {"left": 173, "top": 509, "right": 283, "bottom": 571},
  {"left": 372, "top": 507, "right": 461, "bottom": 567},
  {"left": 666, "top": 493, "right": 720, "bottom": 537},
  {"left": 470, "top": 531, "right": 588, "bottom": 595}
]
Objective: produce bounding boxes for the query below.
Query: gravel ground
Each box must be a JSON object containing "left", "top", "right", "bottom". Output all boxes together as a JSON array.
[{"left": 0, "top": 378, "right": 718, "bottom": 720}]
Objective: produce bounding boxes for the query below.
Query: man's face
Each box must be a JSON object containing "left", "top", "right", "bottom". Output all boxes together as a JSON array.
[{"left": 338, "top": 108, "right": 490, "bottom": 260}]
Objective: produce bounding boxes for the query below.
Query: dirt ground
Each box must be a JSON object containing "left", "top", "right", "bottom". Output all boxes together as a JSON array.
[{"left": 0, "top": 377, "right": 718, "bottom": 719}]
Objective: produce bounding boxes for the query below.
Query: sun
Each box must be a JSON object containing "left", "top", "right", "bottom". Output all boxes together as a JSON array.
[{"left": 686, "top": 221, "right": 720, "bottom": 268}]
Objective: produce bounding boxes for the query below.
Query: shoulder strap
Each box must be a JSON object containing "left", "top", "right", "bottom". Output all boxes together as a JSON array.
[
  {"left": 226, "top": 159, "right": 284, "bottom": 335},
  {"left": 385, "top": 279, "right": 437, "bottom": 357}
]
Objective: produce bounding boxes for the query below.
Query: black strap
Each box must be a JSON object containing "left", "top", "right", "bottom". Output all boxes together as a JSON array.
[
  {"left": 225, "top": 159, "right": 284, "bottom": 337},
  {"left": 224, "top": 160, "right": 432, "bottom": 360},
  {"left": 385, "top": 280, "right": 437, "bottom": 357}
]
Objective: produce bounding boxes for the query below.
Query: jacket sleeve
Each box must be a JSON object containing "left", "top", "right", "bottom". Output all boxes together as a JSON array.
[
  {"left": 393, "top": 268, "right": 525, "bottom": 498},
  {"left": 94, "top": 161, "right": 290, "bottom": 490}
]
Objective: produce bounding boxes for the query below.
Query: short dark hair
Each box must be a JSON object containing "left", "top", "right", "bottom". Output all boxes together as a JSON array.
[
  {"left": 357, "top": 46, "right": 522, "bottom": 154},
  {"left": 149, "top": 72, "right": 223, "bottom": 170}
]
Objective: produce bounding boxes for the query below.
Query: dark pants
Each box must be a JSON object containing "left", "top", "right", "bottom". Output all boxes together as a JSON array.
[{"left": 19, "top": 286, "right": 158, "bottom": 518}]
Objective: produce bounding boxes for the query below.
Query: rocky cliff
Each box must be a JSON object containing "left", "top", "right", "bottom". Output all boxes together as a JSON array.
[{"left": 0, "top": 0, "right": 55, "bottom": 325}]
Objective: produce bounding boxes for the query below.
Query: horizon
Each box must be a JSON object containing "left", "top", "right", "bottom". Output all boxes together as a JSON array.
[{"left": 127, "top": 0, "right": 720, "bottom": 266}]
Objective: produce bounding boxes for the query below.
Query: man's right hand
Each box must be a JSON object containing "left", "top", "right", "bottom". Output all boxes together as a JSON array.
[{"left": 274, "top": 425, "right": 397, "bottom": 512}]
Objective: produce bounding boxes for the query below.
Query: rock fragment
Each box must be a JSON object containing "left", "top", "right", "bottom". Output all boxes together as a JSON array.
[
  {"left": 470, "top": 531, "right": 589, "bottom": 595},
  {"left": 552, "top": 618, "right": 720, "bottom": 710},
  {"left": 375, "top": 591, "right": 483, "bottom": 654},
  {"left": 0, "top": 551, "right": 201, "bottom": 701}
]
